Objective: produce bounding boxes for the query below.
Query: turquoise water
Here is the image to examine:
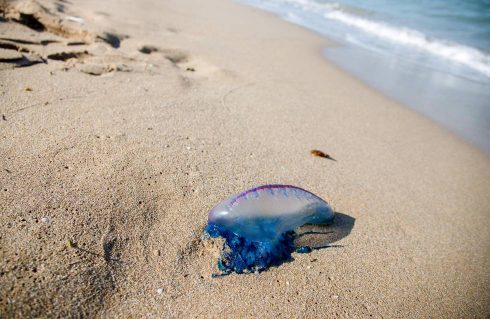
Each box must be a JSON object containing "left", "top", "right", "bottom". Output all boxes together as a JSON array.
[{"left": 239, "top": 0, "right": 490, "bottom": 152}]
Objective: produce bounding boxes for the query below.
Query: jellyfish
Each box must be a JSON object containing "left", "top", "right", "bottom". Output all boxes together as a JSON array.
[{"left": 205, "top": 184, "right": 335, "bottom": 275}]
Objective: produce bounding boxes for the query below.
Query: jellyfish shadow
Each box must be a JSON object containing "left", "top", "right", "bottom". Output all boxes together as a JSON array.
[{"left": 295, "top": 212, "right": 355, "bottom": 250}]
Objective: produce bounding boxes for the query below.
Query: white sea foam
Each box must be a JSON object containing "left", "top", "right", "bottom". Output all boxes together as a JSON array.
[{"left": 323, "top": 10, "right": 490, "bottom": 78}]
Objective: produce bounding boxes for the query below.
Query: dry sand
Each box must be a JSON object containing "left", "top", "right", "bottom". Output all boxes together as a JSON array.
[{"left": 1, "top": 0, "right": 489, "bottom": 317}]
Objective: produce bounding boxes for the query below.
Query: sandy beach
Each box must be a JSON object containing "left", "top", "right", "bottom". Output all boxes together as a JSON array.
[{"left": 1, "top": 0, "right": 489, "bottom": 317}]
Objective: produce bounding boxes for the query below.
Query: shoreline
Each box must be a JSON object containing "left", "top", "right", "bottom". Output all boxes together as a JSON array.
[
  {"left": 1, "top": 0, "right": 489, "bottom": 317},
  {"left": 237, "top": 0, "right": 490, "bottom": 154}
]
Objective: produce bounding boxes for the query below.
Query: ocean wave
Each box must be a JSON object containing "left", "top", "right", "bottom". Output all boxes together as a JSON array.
[
  {"left": 323, "top": 10, "right": 490, "bottom": 78},
  {"left": 244, "top": 0, "right": 490, "bottom": 79}
]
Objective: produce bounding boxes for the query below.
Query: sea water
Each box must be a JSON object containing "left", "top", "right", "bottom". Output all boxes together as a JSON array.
[{"left": 239, "top": 0, "right": 490, "bottom": 152}]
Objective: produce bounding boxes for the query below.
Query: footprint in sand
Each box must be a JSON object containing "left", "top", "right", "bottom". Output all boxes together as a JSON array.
[
  {"left": 1, "top": 0, "right": 222, "bottom": 78},
  {"left": 0, "top": 0, "right": 132, "bottom": 75},
  {"left": 138, "top": 44, "right": 222, "bottom": 77}
]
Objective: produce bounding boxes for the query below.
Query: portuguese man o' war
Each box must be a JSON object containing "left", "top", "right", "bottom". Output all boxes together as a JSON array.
[{"left": 205, "top": 184, "right": 335, "bottom": 275}]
